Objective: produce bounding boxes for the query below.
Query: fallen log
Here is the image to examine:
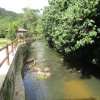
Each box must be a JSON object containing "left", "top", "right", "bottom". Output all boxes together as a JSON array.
[{"left": 26, "top": 59, "right": 35, "bottom": 64}]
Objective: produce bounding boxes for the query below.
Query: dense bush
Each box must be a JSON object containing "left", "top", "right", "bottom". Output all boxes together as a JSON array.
[{"left": 43, "top": 0, "right": 100, "bottom": 66}]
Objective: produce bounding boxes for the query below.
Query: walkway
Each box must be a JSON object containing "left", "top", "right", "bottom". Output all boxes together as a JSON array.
[{"left": 0, "top": 45, "right": 18, "bottom": 89}]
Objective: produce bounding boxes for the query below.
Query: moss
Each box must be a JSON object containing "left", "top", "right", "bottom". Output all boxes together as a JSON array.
[{"left": 4, "top": 84, "right": 11, "bottom": 100}]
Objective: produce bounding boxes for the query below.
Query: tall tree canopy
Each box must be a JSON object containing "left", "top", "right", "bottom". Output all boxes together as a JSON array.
[
  {"left": 0, "top": 7, "right": 43, "bottom": 39},
  {"left": 43, "top": 0, "right": 100, "bottom": 66},
  {"left": 22, "top": 8, "right": 43, "bottom": 37}
]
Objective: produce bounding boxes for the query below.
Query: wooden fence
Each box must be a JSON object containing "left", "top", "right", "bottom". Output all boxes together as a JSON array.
[{"left": 0, "top": 37, "right": 25, "bottom": 67}]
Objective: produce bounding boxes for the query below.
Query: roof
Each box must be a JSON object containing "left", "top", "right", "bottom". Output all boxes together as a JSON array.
[
  {"left": 17, "top": 28, "right": 28, "bottom": 32},
  {"left": 5, "top": 28, "right": 28, "bottom": 32}
]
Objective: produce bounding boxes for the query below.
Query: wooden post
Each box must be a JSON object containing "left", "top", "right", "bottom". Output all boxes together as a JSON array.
[
  {"left": 14, "top": 40, "right": 16, "bottom": 51},
  {"left": 12, "top": 42, "right": 14, "bottom": 55},
  {"left": 24, "top": 37, "right": 26, "bottom": 43},
  {"left": 13, "top": 41, "right": 16, "bottom": 51},
  {"left": 16, "top": 38, "right": 18, "bottom": 49},
  {"left": 20, "top": 35, "right": 21, "bottom": 44},
  {"left": 23, "top": 37, "right": 24, "bottom": 43},
  {"left": 6, "top": 44, "right": 9, "bottom": 65}
]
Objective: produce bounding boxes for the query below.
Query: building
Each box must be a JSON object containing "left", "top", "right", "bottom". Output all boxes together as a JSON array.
[{"left": 16, "top": 28, "right": 28, "bottom": 38}]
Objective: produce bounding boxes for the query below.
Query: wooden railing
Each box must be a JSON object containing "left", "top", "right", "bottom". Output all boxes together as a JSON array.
[{"left": 0, "top": 37, "right": 25, "bottom": 67}]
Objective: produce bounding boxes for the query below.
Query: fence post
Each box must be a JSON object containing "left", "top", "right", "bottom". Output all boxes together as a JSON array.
[
  {"left": 6, "top": 44, "right": 9, "bottom": 65},
  {"left": 15, "top": 38, "right": 18, "bottom": 50},
  {"left": 14, "top": 40, "right": 16, "bottom": 51},
  {"left": 14, "top": 39, "right": 16, "bottom": 51},
  {"left": 23, "top": 37, "right": 25, "bottom": 43},
  {"left": 12, "top": 42, "right": 14, "bottom": 55},
  {"left": 22, "top": 37, "right": 24, "bottom": 43},
  {"left": 19, "top": 35, "right": 21, "bottom": 44},
  {"left": 24, "top": 37, "right": 26, "bottom": 43}
]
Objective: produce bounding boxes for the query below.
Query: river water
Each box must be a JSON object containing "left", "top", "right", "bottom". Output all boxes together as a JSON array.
[{"left": 23, "top": 41, "right": 100, "bottom": 100}]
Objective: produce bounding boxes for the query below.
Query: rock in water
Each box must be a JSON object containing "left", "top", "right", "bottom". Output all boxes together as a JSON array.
[
  {"left": 60, "top": 59, "right": 64, "bottom": 61},
  {"left": 44, "top": 67, "right": 50, "bottom": 72},
  {"left": 26, "top": 59, "right": 34, "bottom": 64}
]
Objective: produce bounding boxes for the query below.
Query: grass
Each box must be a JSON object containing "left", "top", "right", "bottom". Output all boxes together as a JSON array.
[{"left": 0, "top": 38, "right": 11, "bottom": 48}]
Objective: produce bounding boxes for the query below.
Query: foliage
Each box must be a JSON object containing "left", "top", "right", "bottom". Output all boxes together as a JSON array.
[
  {"left": 0, "top": 7, "right": 19, "bottom": 20},
  {"left": 0, "top": 7, "right": 19, "bottom": 39},
  {"left": 0, "top": 7, "right": 43, "bottom": 40},
  {"left": 43, "top": 0, "right": 100, "bottom": 66},
  {"left": 0, "top": 38, "right": 11, "bottom": 47},
  {"left": 22, "top": 8, "right": 43, "bottom": 38},
  {"left": 35, "top": 16, "right": 43, "bottom": 39}
]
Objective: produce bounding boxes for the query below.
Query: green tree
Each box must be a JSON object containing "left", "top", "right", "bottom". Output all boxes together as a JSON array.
[
  {"left": 0, "top": 7, "right": 20, "bottom": 38},
  {"left": 7, "top": 18, "right": 23, "bottom": 39},
  {"left": 22, "top": 8, "right": 39, "bottom": 37},
  {"left": 43, "top": 0, "right": 100, "bottom": 66}
]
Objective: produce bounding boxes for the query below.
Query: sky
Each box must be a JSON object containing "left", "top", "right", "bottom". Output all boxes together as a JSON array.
[{"left": 0, "top": 0, "right": 49, "bottom": 13}]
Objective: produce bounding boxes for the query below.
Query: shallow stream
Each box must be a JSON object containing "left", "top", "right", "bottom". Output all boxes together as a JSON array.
[{"left": 23, "top": 41, "right": 100, "bottom": 100}]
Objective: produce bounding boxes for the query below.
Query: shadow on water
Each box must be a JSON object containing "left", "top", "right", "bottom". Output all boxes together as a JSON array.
[{"left": 63, "top": 57, "right": 100, "bottom": 80}]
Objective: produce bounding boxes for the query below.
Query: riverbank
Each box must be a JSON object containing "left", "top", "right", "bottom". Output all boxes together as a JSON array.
[{"left": 13, "top": 39, "right": 33, "bottom": 100}]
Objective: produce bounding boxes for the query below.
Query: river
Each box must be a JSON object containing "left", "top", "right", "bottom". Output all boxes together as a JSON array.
[{"left": 23, "top": 41, "right": 100, "bottom": 100}]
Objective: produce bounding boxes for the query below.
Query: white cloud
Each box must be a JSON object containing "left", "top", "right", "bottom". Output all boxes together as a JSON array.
[{"left": 0, "top": 0, "right": 48, "bottom": 13}]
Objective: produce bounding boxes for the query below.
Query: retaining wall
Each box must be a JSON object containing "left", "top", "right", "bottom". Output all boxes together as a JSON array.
[{"left": 0, "top": 44, "right": 28, "bottom": 100}]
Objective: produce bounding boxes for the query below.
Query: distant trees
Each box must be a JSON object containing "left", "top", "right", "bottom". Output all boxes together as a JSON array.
[
  {"left": 0, "top": 7, "right": 43, "bottom": 39},
  {"left": 22, "top": 8, "right": 43, "bottom": 38},
  {"left": 0, "top": 7, "right": 18, "bottom": 20},
  {"left": 42, "top": 0, "right": 100, "bottom": 66},
  {"left": 7, "top": 20, "right": 22, "bottom": 39},
  {"left": 0, "top": 18, "right": 8, "bottom": 38},
  {"left": 0, "top": 7, "right": 19, "bottom": 39}
]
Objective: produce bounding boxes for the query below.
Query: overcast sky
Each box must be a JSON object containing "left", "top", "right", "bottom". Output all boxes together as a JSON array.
[{"left": 0, "top": 0, "right": 49, "bottom": 13}]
